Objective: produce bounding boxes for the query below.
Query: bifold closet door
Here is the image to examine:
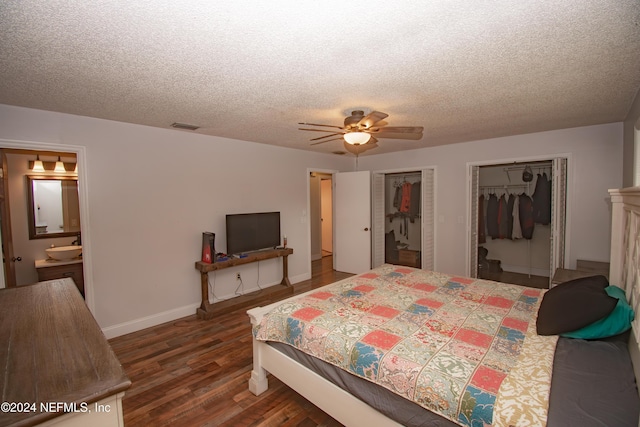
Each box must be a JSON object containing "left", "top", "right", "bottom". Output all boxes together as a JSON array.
[
  {"left": 371, "top": 173, "right": 385, "bottom": 268},
  {"left": 468, "top": 166, "right": 480, "bottom": 278},
  {"left": 549, "top": 157, "right": 568, "bottom": 285},
  {"left": 421, "top": 169, "right": 435, "bottom": 271}
]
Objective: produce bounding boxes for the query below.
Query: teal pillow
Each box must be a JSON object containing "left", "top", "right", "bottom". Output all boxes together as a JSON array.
[{"left": 561, "top": 285, "right": 635, "bottom": 339}]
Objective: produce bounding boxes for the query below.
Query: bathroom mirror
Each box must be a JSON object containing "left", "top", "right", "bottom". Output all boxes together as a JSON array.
[{"left": 26, "top": 175, "right": 81, "bottom": 240}]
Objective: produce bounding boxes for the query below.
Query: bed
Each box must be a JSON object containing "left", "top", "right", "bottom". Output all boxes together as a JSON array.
[{"left": 247, "top": 186, "right": 640, "bottom": 426}]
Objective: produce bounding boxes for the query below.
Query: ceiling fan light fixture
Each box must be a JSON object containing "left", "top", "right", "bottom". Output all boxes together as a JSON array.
[{"left": 343, "top": 131, "right": 371, "bottom": 145}]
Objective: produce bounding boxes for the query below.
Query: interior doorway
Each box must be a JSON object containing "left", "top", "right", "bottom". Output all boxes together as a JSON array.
[
  {"left": 0, "top": 141, "right": 92, "bottom": 312},
  {"left": 309, "top": 172, "right": 333, "bottom": 261}
]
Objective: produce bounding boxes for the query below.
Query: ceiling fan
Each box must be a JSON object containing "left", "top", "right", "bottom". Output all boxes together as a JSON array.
[{"left": 298, "top": 110, "right": 424, "bottom": 151}]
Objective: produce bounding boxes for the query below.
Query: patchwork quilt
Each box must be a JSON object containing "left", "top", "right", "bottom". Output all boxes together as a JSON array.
[{"left": 254, "top": 265, "right": 558, "bottom": 426}]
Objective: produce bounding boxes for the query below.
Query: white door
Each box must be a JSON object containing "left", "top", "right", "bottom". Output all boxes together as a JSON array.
[
  {"left": 468, "top": 165, "right": 480, "bottom": 277},
  {"left": 321, "top": 178, "right": 333, "bottom": 254},
  {"left": 549, "top": 157, "right": 568, "bottom": 285},
  {"left": 335, "top": 171, "right": 371, "bottom": 274}
]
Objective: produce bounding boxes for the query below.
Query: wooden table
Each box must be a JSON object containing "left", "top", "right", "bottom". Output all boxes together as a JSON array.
[
  {"left": 194, "top": 248, "right": 294, "bottom": 319},
  {"left": 0, "top": 278, "right": 130, "bottom": 427}
]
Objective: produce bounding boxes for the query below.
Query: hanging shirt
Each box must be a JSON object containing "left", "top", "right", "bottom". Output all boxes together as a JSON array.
[
  {"left": 409, "top": 181, "right": 421, "bottom": 219},
  {"left": 399, "top": 182, "right": 412, "bottom": 213},
  {"left": 519, "top": 193, "right": 535, "bottom": 239},
  {"left": 486, "top": 194, "right": 499, "bottom": 239},
  {"left": 498, "top": 194, "right": 509, "bottom": 239},
  {"left": 507, "top": 193, "right": 515, "bottom": 239},
  {"left": 512, "top": 195, "right": 523, "bottom": 239},
  {"left": 479, "top": 194, "right": 486, "bottom": 244},
  {"left": 532, "top": 173, "right": 552, "bottom": 225},
  {"left": 393, "top": 185, "right": 402, "bottom": 208}
]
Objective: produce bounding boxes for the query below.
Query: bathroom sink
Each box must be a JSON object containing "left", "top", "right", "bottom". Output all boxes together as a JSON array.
[{"left": 46, "top": 245, "right": 82, "bottom": 261}]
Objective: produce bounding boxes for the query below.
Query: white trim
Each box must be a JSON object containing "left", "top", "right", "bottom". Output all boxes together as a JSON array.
[
  {"left": 0, "top": 139, "right": 95, "bottom": 315},
  {"left": 102, "top": 302, "right": 200, "bottom": 339}
]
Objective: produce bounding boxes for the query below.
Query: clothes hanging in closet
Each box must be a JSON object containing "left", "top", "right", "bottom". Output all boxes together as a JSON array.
[
  {"left": 478, "top": 194, "right": 486, "bottom": 244},
  {"left": 532, "top": 172, "right": 551, "bottom": 225},
  {"left": 409, "top": 181, "right": 421, "bottom": 219},
  {"left": 507, "top": 194, "right": 515, "bottom": 238},
  {"left": 512, "top": 195, "right": 523, "bottom": 239},
  {"left": 393, "top": 184, "right": 402, "bottom": 209},
  {"left": 497, "top": 194, "right": 509, "bottom": 239},
  {"left": 486, "top": 194, "right": 500, "bottom": 239},
  {"left": 518, "top": 193, "right": 535, "bottom": 239},
  {"left": 399, "top": 182, "right": 412, "bottom": 213}
]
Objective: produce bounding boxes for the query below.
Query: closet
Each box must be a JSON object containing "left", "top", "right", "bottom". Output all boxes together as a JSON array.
[
  {"left": 470, "top": 159, "right": 567, "bottom": 288},
  {"left": 383, "top": 172, "right": 422, "bottom": 267}
]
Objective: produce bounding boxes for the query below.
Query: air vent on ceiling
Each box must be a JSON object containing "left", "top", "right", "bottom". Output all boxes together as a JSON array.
[
  {"left": 170, "top": 122, "right": 200, "bottom": 131},
  {"left": 332, "top": 151, "right": 346, "bottom": 155}
]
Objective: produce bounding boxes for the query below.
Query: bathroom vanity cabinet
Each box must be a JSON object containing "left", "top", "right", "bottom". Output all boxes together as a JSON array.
[{"left": 35, "top": 258, "right": 84, "bottom": 297}]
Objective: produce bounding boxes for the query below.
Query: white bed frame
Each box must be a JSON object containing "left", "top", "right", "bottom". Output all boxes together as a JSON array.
[{"left": 247, "top": 186, "right": 640, "bottom": 427}]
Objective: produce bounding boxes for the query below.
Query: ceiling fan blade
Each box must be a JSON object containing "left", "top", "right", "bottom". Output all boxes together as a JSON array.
[
  {"left": 358, "top": 111, "right": 389, "bottom": 129},
  {"left": 369, "top": 136, "right": 378, "bottom": 144},
  {"left": 372, "top": 126, "right": 424, "bottom": 134},
  {"left": 298, "top": 122, "right": 344, "bottom": 130},
  {"left": 310, "top": 133, "right": 343, "bottom": 141},
  {"left": 298, "top": 128, "right": 343, "bottom": 133},
  {"left": 372, "top": 132, "right": 423, "bottom": 140},
  {"left": 311, "top": 137, "right": 344, "bottom": 146}
]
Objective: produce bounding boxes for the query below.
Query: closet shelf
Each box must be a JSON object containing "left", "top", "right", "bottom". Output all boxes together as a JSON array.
[{"left": 386, "top": 212, "right": 420, "bottom": 222}]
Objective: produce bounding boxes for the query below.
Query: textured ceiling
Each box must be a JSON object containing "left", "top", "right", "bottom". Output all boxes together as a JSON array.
[{"left": 1, "top": 1, "right": 639, "bottom": 156}]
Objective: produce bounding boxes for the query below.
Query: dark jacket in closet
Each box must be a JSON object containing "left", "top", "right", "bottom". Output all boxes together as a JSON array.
[
  {"left": 486, "top": 194, "right": 500, "bottom": 239},
  {"left": 409, "top": 182, "right": 421, "bottom": 219},
  {"left": 519, "top": 193, "right": 535, "bottom": 239},
  {"left": 532, "top": 173, "right": 551, "bottom": 225},
  {"left": 507, "top": 194, "right": 515, "bottom": 239},
  {"left": 478, "top": 194, "right": 486, "bottom": 244},
  {"left": 498, "top": 195, "right": 509, "bottom": 239}
]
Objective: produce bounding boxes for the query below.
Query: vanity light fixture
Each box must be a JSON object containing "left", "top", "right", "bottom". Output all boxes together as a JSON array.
[
  {"left": 54, "top": 157, "right": 65, "bottom": 173},
  {"left": 30, "top": 155, "right": 45, "bottom": 172},
  {"left": 28, "top": 156, "right": 78, "bottom": 174}
]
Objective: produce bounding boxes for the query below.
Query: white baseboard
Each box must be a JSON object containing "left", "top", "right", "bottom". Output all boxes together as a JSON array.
[
  {"left": 102, "top": 272, "right": 313, "bottom": 339},
  {"left": 102, "top": 302, "right": 200, "bottom": 339}
]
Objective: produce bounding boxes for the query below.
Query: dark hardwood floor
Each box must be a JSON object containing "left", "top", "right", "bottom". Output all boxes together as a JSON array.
[{"left": 109, "top": 256, "right": 351, "bottom": 427}]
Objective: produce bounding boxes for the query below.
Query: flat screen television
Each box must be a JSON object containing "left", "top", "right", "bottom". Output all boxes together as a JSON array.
[{"left": 226, "top": 212, "right": 281, "bottom": 255}]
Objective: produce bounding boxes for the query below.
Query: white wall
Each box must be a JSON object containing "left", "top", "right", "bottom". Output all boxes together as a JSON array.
[
  {"left": 359, "top": 123, "right": 624, "bottom": 277},
  {"left": 0, "top": 104, "right": 353, "bottom": 337}
]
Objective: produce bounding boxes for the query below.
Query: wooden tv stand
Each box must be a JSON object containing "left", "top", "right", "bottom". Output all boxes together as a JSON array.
[{"left": 194, "top": 248, "right": 294, "bottom": 319}]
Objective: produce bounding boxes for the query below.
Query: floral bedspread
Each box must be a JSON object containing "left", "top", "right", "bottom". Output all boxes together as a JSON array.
[{"left": 254, "top": 265, "right": 558, "bottom": 426}]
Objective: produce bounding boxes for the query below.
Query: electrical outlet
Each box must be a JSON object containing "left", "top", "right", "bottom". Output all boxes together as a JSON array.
[{"left": 236, "top": 272, "right": 241, "bottom": 280}]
